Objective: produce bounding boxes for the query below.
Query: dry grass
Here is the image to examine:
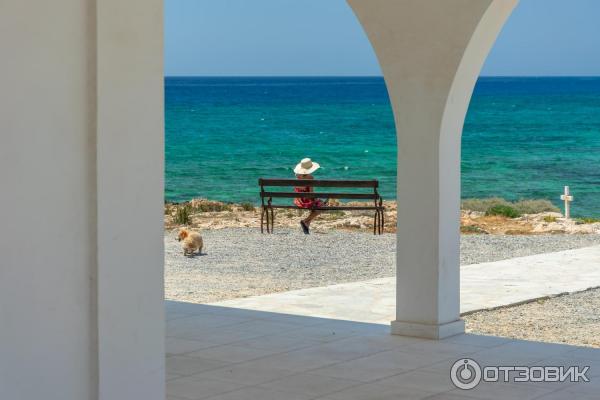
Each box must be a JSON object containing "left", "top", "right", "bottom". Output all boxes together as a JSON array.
[
  {"left": 512, "top": 199, "right": 560, "bottom": 214},
  {"left": 578, "top": 217, "right": 600, "bottom": 224},
  {"left": 174, "top": 205, "right": 192, "bottom": 225},
  {"left": 239, "top": 202, "right": 255, "bottom": 211},
  {"left": 461, "top": 197, "right": 559, "bottom": 215},
  {"left": 485, "top": 204, "right": 521, "bottom": 218}
]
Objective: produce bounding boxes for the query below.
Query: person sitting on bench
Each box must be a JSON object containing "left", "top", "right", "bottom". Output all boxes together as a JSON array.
[
  {"left": 293, "top": 158, "right": 328, "bottom": 234},
  {"left": 258, "top": 174, "right": 384, "bottom": 235}
]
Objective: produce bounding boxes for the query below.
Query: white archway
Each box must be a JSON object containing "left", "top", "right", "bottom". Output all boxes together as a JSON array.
[
  {"left": 1, "top": 0, "right": 522, "bottom": 399},
  {"left": 349, "top": 0, "right": 518, "bottom": 338}
]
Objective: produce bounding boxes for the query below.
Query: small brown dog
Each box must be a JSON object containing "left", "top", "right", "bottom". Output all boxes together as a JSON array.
[{"left": 177, "top": 228, "right": 203, "bottom": 256}]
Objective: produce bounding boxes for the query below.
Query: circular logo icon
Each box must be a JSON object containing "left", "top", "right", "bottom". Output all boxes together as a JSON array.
[{"left": 450, "top": 358, "right": 482, "bottom": 390}]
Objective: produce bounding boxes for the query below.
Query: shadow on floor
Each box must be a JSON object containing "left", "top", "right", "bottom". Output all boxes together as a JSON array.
[{"left": 165, "top": 300, "right": 600, "bottom": 400}]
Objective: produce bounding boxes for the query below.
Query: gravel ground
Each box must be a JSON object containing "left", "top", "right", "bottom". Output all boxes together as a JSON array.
[
  {"left": 165, "top": 228, "right": 600, "bottom": 303},
  {"left": 459, "top": 233, "right": 600, "bottom": 265},
  {"left": 465, "top": 288, "right": 600, "bottom": 348}
]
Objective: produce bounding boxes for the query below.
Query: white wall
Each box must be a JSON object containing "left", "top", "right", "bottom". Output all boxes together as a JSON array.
[
  {"left": 96, "top": 1, "right": 165, "bottom": 399},
  {"left": 0, "top": 1, "right": 165, "bottom": 399},
  {"left": 0, "top": 1, "right": 97, "bottom": 399}
]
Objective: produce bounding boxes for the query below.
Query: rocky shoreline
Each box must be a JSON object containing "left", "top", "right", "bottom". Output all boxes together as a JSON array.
[{"left": 165, "top": 198, "right": 600, "bottom": 235}]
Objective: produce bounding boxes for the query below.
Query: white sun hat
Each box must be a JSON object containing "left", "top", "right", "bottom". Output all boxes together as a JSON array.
[{"left": 294, "top": 158, "right": 320, "bottom": 175}]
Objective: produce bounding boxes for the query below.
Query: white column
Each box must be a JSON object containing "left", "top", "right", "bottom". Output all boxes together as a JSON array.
[
  {"left": 348, "top": 0, "right": 518, "bottom": 339},
  {"left": 96, "top": 0, "right": 165, "bottom": 398}
]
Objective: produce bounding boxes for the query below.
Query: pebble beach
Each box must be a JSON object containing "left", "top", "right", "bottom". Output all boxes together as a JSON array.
[
  {"left": 165, "top": 228, "right": 600, "bottom": 304},
  {"left": 465, "top": 288, "right": 600, "bottom": 348}
]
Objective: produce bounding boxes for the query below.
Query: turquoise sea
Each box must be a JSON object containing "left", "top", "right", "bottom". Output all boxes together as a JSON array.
[{"left": 165, "top": 77, "right": 600, "bottom": 217}]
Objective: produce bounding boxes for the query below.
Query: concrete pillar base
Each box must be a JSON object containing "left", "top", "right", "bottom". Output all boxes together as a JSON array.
[{"left": 391, "top": 319, "right": 465, "bottom": 339}]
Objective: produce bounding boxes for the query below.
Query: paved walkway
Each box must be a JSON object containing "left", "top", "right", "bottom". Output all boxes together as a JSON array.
[
  {"left": 167, "top": 301, "right": 600, "bottom": 400},
  {"left": 214, "top": 245, "right": 600, "bottom": 324}
]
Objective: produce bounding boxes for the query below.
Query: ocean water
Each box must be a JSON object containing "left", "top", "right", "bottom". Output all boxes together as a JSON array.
[{"left": 165, "top": 76, "right": 600, "bottom": 217}]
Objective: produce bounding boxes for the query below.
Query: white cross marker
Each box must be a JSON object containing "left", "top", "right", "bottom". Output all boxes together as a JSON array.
[{"left": 560, "top": 186, "right": 573, "bottom": 219}]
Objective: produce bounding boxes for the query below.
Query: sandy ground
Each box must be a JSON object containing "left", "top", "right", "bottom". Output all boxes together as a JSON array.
[{"left": 165, "top": 199, "right": 600, "bottom": 235}]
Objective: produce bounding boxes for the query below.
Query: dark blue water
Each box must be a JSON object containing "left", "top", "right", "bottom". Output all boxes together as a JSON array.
[{"left": 165, "top": 76, "right": 600, "bottom": 217}]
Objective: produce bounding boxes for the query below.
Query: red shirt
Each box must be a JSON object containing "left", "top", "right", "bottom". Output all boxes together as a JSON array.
[{"left": 294, "top": 186, "right": 324, "bottom": 209}]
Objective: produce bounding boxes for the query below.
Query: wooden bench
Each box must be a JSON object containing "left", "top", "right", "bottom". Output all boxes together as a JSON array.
[{"left": 258, "top": 178, "right": 385, "bottom": 235}]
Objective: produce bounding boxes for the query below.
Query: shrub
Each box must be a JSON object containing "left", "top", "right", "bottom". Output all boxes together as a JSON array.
[
  {"left": 239, "top": 202, "right": 255, "bottom": 211},
  {"left": 505, "top": 229, "right": 533, "bottom": 235},
  {"left": 193, "top": 202, "right": 232, "bottom": 212},
  {"left": 324, "top": 210, "right": 345, "bottom": 219},
  {"left": 462, "top": 197, "right": 560, "bottom": 215},
  {"left": 512, "top": 199, "right": 559, "bottom": 214},
  {"left": 461, "top": 198, "right": 510, "bottom": 213},
  {"left": 543, "top": 216, "right": 557, "bottom": 223},
  {"left": 460, "top": 225, "right": 487, "bottom": 234},
  {"left": 485, "top": 204, "right": 521, "bottom": 219},
  {"left": 174, "top": 205, "right": 192, "bottom": 225},
  {"left": 578, "top": 217, "right": 600, "bottom": 224}
]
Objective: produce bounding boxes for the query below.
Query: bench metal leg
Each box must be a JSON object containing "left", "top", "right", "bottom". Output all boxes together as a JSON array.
[
  {"left": 261, "top": 206, "right": 275, "bottom": 234},
  {"left": 373, "top": 208, "right": 384, "bottom": 235},
  {"left": 373, "top": 210, "right": 379, "bottom": 235},
  {"left": 266, "top": 207, "right": 271, "bottom": 234}
]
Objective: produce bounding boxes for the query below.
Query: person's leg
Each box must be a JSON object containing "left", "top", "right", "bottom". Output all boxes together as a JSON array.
[
  {"left": 303, "top": 210, "right": 321, "bottom": 226},
  {"left": 300, "top": 210, "right": 319, "bottom": 234}
]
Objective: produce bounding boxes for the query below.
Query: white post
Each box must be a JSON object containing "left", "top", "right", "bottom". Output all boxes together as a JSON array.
[{"left": 560, "top": 186, "right": 573, "bottom": 219}]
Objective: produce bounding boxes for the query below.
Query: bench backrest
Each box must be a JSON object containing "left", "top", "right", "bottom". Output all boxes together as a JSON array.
[{"left": 258, "top": 178, "right": 380, "bottom": 200}]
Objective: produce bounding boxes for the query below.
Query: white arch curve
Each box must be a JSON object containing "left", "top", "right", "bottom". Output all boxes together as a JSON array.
[{"left": 348, "top": 0, "right": 518, "bottom": 338}]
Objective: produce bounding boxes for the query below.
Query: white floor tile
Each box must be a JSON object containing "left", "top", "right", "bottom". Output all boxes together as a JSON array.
[
  {"left": 194, "top": 361, "right": 297, "bottom": 385},
  {"left": 377, "top": 369, "right": 456, "bottom": 393},
  {"left": 187, "top": 344, "right": 283, "bottom": 363},
  {"left": 259, "top": 372, "right": 361, "bottom": 397},
  {"left": 167, "top": 376, "right": 247, "bottom": 400},
  {"left": 167, "top": 337, "right": 220, "bottom": 355},
  {"left": 204, "top": 386, "right": 312, "bottom": 400},
  {"left": 323, "top": 382, "right": 437, "bottom": 400},
  {"left": 448, "top": 382, "right": 553, "bottom": 400},
  {"left": 167, "top": 355, "right": 231, "bottom": 376}
]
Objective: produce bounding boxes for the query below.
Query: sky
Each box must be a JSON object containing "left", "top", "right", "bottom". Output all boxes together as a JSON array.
[{"left": 165, "top": 0, "right": 600, "bottom": 77}]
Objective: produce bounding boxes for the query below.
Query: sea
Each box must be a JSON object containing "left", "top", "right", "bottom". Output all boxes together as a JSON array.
[{"left": 165, "top": 76, "right": 600, "bottom": 217}]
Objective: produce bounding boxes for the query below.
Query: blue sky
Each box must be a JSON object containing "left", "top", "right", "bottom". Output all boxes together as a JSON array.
[{"left": 165, "top": 0, "right": 600, "bottom": 77}]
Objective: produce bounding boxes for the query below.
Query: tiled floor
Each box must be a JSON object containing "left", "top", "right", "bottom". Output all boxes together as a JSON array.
[{"left": 166, "top": 301, "right": 600, "bottom": 400}]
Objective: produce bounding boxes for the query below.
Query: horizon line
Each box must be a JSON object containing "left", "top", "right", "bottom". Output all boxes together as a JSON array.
[{"left": 164, "top": 74, "right": 600, "bottom": 78}]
